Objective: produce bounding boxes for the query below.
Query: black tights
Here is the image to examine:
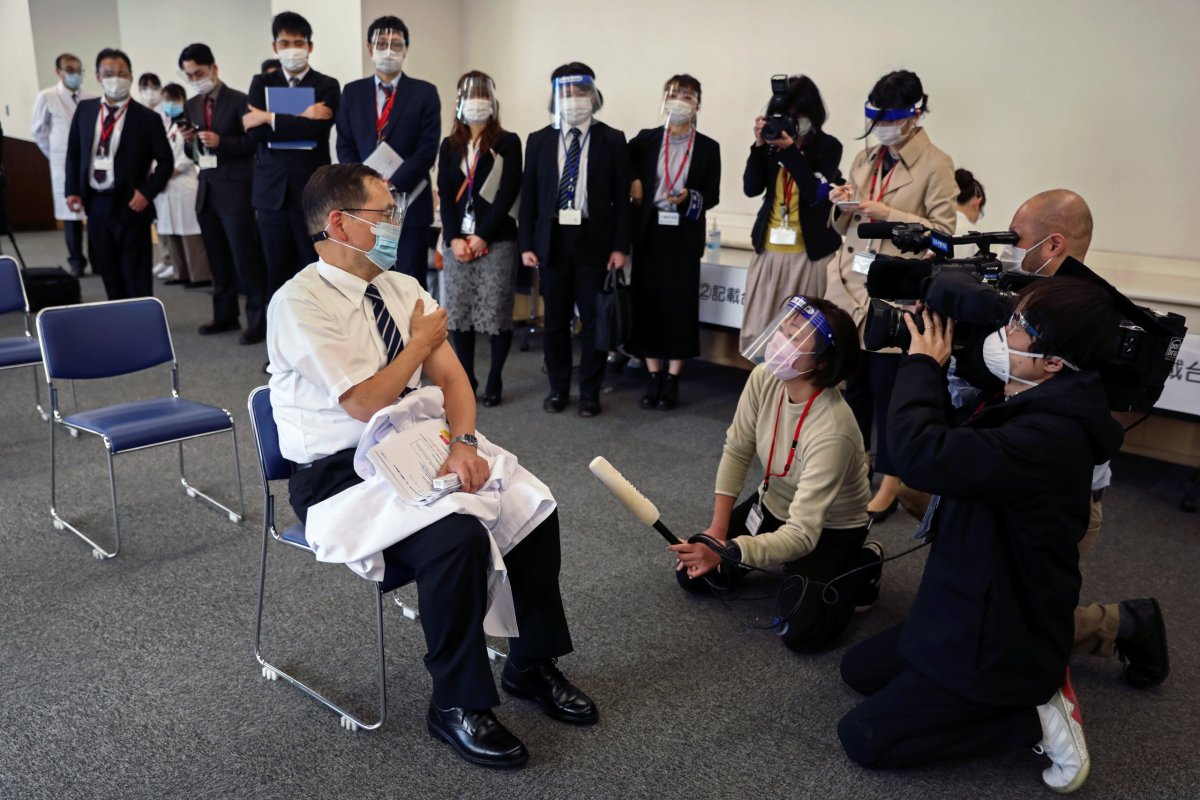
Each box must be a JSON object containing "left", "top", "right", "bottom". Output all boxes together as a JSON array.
[{"left": 452, "top": 329, "right": 513, "bottom": 395}]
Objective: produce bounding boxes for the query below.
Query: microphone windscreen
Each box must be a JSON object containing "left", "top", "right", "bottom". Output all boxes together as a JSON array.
[
  {"left": 589, "top": 457, "right": 660, "bottom": 526},
  {"left": 856, "top": 221, "right": 902, "bottom": 240}
]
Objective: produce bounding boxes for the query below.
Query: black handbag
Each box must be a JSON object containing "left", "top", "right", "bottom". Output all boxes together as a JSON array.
[{"left": 595, "top": 268, "right": 633, "bottom": 352}]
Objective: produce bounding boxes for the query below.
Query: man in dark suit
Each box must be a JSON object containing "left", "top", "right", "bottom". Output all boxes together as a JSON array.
[
  {"left": 519, "top": 63, "right": 631, "bottom": 417},
  {"left": 179, "top": 43, "right": 269, "bottom": 343},
  {"left": 242, "top": 11, "right": 340, "bottom": 298},
  {"left": 335, "top": 15, "right": 440, "bottom": 287},
  {"left": 65, "top": 48, "right": 172, "bottom": 300}
]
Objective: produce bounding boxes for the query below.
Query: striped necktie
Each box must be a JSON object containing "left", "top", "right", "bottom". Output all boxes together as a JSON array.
[
  {"left": 288, "top": 77, "right": 299, "bottom": 88},
  {"left": 557, "top": 127, "right": 582, "bottom": 210},
  {"left": 364, "top": 283, "right": 403, "bottom": 362}
]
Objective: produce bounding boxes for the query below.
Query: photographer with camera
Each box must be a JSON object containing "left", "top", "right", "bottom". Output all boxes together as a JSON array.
[
  {"left": 826, "top": 70, "right": 957, "bottom": 523},
  {"left": 836, "top": 279, "right": 1125, "bottom": 793},
  {"left": 739, "top": 75, "right": 844, "bottom": 352}
]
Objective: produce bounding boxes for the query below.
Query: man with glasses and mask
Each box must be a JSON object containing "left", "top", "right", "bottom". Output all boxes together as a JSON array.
[
  {"left": 244, "top": 11, "right": 340, "bottom": 299},
  {"left": 64, "top": 48, "right": 172, "bottom": 299},
  {"left": 837, "top": 279, "right": 1125, "bottom": 793},
  {"left": 179, "top": 43, "right": 269, "bottom": 345},
  {"left": 335, "top": 16, "right": 440, "bottom": 287},
  {"left": 267, "top": 163, "right": 597, "bottom": 770},
  {"left": 32, "top": 53, "right": 96, "bottom": 277}
]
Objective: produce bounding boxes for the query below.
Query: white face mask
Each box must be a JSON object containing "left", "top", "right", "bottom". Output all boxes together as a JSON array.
[
  {"left": 277, "top": 48, "right": 309, "bottom": 73},
  {"left": 190, "top": 75, "right": 215, "bottom": 95},
  {"left": 559, "top": 96, "right": 592, "bottom": 126},
  {"left": 372, "top": 49, "right": 404, "bottom": 75},
  {"left": 998, "top": 235, "right": 1053, "bottom": 274},
  {"left": 461, "top": 98, "right": 493, "bottom": 124},
  {"left": 982, "top": 325, "right": 1059, "bottom": 390},
  {"left": 765, "top": 330, "right": 815, "bottom": 381},
  {"left": 140, "top": 87, "right": 162, "bottom": 106},
  {"left": 663, "top": 99, "right": 694, "bottom": 125},
  {"left": 873, "top": 121, "right": 908, "bottom": 146},
  {"left": 101, "top": 77, "right": 132, "bottom": 102},
  {"left": 794, "top": 116, "right": 813, "bottom": 137}
]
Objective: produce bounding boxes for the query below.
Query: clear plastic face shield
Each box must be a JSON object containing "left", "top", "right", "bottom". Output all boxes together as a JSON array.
[
  {"left": 370, "top": 28, "right": 407, "bottom": 76},
  {"left": 551, "top": 74, "right": 601, "bottom": 130},
  {"left": 456, "top": 75, "right": 497, "bottom": 125},
  {"left": 863, "top": 100, "right": 922, "bottom": 146},
  {"left": 660, "top": 82, "right": 699, "bottom": 127},
  {"left": 742, "top": 296, "right": 835, "bottom": 379}
]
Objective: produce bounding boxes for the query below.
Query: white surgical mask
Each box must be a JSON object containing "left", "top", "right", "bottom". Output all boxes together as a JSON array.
[
  {"left": 63, "top": 72, "right": 84, "bottom": 91},
  {"left": 190, "top": 75, "right": 215, "bottom": 95},
  {"left": 461, "top": 98, "right": 493, "bottom": 124},
  {"left": 372, "top": 49, "right": 404, "bottom": 75},
  {"left": 559, "top": 97, "right": 592, "bottom": 126},
  {"left": 663, "top": 99, "right": 694, "bottom": 125},
  {"left": 873, "top": 121, "right": 908, "bottom": 146},
  {"left": 982, "top": 325, "right": 1064, "bottom": 391},
  {"left": 277, "top": 48, "right": 309, "bottom": 73},
  {"left": 794, "top": 116, "right": 813, "bottom": 137},
  {"left": 765, "top": 331, "right": 815, "bottom": 381},
  {"left": 101, "top": 77, "right": 132, "bottom": 102},
  {"left": 998, "top": 235, "right": 1053, "bottom": 274},
  {"left": 140, "top": 87, "right": 162, "bottom": 106}
]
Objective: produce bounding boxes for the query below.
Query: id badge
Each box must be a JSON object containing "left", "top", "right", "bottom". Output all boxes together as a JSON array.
[
  {"left": 93, "top": 155, "right": 113, "bottom": 171},
  {"left": 461, "top": 211, "right": 476, "bottom": 235},
  {"left": 768, "top": 226, "right": 797, "bottom": 246},
  {"left": 657, "top": 210, "right": 680, "bottom": 226},
  {"left": 745, "top": 503, "right": 764, "bottom": 536},
  {"left": 198, "top": 153, "right": 218, "bottom": 169},
  {"left": 558, "top": 208, "right": 582, "bottom": 226},
  {"left": 852, "top": 250, "right": 877, "bottom": 275}
]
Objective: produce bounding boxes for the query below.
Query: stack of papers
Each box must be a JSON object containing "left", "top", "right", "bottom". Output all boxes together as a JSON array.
[{"left": 364, "top": 417, "right": 458, "bottom": 505}]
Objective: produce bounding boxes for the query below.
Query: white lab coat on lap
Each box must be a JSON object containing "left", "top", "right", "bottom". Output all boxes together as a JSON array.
[
  {"left": 305, "top": 387, "right": 557, "bottom": 637},
  {"left": 31, "top": 82, "right": 96, "bottom": 221},
  {"left": 152, "top": 121, "right": 201, "bottom": 236}
]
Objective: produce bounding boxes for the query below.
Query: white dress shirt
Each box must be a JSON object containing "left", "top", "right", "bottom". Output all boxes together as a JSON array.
[
  {"left": 556, "top": 117, "right": 591, "bottom": 216},
  {"left": 266, "top": 259, "right": 438, "bottom": 464},
  {"left": 89, "top": 97, "right": 132, "bottom": 192}
]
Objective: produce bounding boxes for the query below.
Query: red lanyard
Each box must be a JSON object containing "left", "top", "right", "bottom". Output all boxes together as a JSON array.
[
  {"left": 867, "top": 148, "right": 896, "bottom": 202},
  {"left": 661, "top": 127, "right": 694, "bottom": 196},
  {"left": 762, "top": 386, "right": 823, "bottom": 495},
  {"left": 376, "top": 86, "right": 397, "bottom": 141},
  {"left": 779, "top": 174, "right": 796, "bottom": 219},
  {"left": 99, "top": 105, "right": 125, "bottom": 150},
  {"left": 465, "top": 145, "right": 482, "bottom": 200},
  {"left": 203, "top": 96, "right": 214, "bottom": 129}
]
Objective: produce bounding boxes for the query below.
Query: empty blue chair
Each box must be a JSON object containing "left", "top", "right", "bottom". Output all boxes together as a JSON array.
[
  {"left": 37, "top": 297, "right": 244, "bottom": 559},
  {"left": 0, "top": 255, "right": 49, "bottom": 420},
  {"left": 246, "top": 386, "right": 502, "bottom": 732}
]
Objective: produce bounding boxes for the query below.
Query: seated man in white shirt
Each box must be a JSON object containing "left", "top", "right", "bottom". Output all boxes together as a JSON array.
[{"left": 267, "top": 163, "right": 597, "bottom": 769}]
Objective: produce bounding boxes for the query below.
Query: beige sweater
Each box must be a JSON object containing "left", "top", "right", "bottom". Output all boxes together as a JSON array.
[{"left": 715, "top": 365, "right": 871, "bottom": 567}]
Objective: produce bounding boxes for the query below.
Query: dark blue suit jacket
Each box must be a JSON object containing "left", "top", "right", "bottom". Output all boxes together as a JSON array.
[{"left": 335, "top": 75, "right": 440, "bottom": 228}]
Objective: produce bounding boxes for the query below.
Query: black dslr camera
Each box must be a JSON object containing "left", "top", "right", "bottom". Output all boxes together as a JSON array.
[
  {"left": 761, "top": 74, "right": 798, "bottom": 142},
  {"left": 861, "top": 222, "right": 1189, "bottom": 413}
]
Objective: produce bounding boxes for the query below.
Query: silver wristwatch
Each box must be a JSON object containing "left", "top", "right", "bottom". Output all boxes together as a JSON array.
[{"left": 450, "top": 433, "right": 479, "bottom": 448}]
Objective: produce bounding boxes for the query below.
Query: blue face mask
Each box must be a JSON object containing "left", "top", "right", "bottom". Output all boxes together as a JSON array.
[
  {"left": 327, "top": 212, "right": 402, "bottom": 270},
  {"left": 63, "top": 72, "right": 84, "bottom": 91},
  {"left": 163, "top": 102, "right": 185, "bottom": 118}
]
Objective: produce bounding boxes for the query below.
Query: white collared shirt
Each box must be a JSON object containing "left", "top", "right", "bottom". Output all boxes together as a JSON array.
[
  {"left": 89, "top": 97, "right": 132, "bottom": 191},
  {"left": 374, "top": 73, "right": 403, "bottom": 115},
  {"left": 556, "top": 117, "right": 591, "bottom": 216},
  {"left": 266, "top": 259, "right": 438, "bottom": 464}
]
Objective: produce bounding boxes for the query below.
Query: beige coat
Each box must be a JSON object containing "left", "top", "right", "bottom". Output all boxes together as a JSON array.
[{"left": 824, "top": 128, "right": 957, "bottom": 328}]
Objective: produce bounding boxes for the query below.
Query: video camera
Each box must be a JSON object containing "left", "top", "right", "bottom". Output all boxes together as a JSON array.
[
  {"left": 761, "top": 74, "right": 798, "bottom": 142},
  {"left": 860, "top": 221, "right": 1188, "bottom": 413}
]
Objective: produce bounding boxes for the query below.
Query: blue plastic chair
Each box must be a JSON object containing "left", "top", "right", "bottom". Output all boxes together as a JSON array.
[
  {"left": 246, "top": 386, "right": 503, "bottom": 732},
  {"left": 37, "top": 298, "right": 245, "bottom": 559},
  {"left": 0, "top": 255, "right": 49, "bottom": 421}
]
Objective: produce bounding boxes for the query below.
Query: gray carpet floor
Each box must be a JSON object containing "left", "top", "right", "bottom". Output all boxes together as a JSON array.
[{"left": 1, "top": 231, "right": 1197, "bottom": 800}]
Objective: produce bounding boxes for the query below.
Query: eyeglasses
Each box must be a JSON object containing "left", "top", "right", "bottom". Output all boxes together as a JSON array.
[
  {"left": 341, "top": 207, "right": 401, "bottom": 225},
  {"left": 1006, "top": 309, "right": 1040, "bottom": 339}
]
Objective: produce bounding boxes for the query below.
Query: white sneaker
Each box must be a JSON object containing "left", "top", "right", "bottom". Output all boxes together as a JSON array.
[
  {"left": 153, "top": 262, "right": 172, "bottom": 278},
  {"left": 1034, "top": 670, "right": 1090, "bottom": 793}
]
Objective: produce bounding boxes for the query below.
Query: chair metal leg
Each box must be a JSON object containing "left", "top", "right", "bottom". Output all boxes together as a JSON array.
[
  {"left": 178, "top": 421, "right": 245, "bottom": 523},
  {"left": 48, "top": 418, "right": 120, "bottom": 559},
  {"left": 33, "top": 366, "right": 49, "bottom": 422},
  {"left": 255, "top": 509, "right": 388, "bottom": 731}
]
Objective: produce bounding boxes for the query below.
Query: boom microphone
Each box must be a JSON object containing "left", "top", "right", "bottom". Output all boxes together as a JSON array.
[
  {"left": 856, "top": 221, "right": 903, "bottom": 240},
  {"left": 589, "top": 457, "right": 681, "bottom": 544}
]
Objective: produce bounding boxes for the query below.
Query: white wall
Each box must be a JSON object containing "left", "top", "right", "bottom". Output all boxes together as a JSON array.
[
  {"left": 269, "top": 0, "right": 363, "bottom": 91},
  {"left": 26, "top": 0, "right": 121, "bottom": 107},
  {"left": 462, "top": 0, "right": 1200, "bottom": 261},
  {"left": 117, "top": 0, "right": 272, "bottom": 98},
  {"left": 0, "top": 0, "right": 39, "bottom": 139}
]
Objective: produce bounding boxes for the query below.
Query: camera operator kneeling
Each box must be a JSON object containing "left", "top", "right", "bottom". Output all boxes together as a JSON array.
[
  {"left": 837, "top": 279, "right": 1123, "bottom": 794},
  {"left": 670, "top": 297, "right": 882, "bottom": 653}
]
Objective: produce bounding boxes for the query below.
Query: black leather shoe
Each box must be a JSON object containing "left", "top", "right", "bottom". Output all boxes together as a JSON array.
[
  {"left": 867, "top": 498, "right": 899, "bottom": 524},
  {"left": 1116, "top": 597, "right": 1169, "bottom": 689},
  {"left": 184, "top": 279, "right": 213, "bottom": 289},
  {"left": 482, "top": 394, "right": 502, "bottom": 407},
  {"left": 640, "top": 373, "right": 663, "bottom": 409},
  {"left": 501, "top": 659, "right": 598, "bottom": 725},
  {"left": 426, "top": 702, "right": 529, "bottom": 769},
  {"left": 578, "top": 397, "right": 601, "bottom": 417},
  {"left": 198, "top": 319, "right": 240, "bottom": 335},
  {"left": 656, "top": 374, "right": 680, "bottom": 410},
  {"left": 543, "top": 392, "right": 568, "bottom": 412},
  {"left": 164, "top": 278, "right": 187, "bottom": 286},
  {"left": 239, "top": 329, "right": 265, "bottom": 345}
]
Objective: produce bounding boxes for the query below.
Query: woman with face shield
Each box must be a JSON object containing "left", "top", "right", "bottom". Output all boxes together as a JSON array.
[
  {"left": 436, "top": 72, "right": 523, "bottom": 406},
  {"left": 625, "top": 75, "right": 721, "bottom": 410},
  {"left": 670, "top": 296, "right": 882, "bottom": 654},
  {"left": 825, "top": 70, "right": 957, "bottom": 523}
]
